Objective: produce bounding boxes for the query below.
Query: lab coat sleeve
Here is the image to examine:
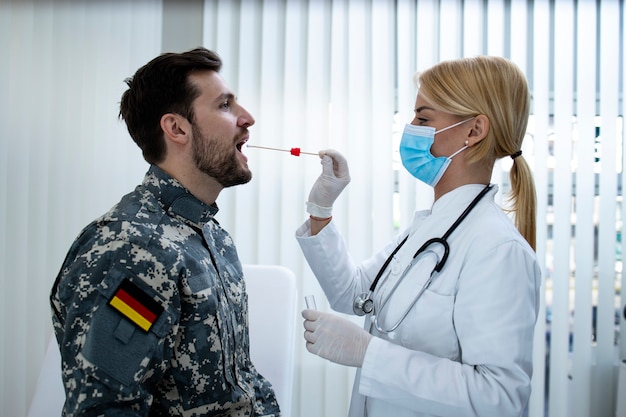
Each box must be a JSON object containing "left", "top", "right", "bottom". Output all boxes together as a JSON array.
[
  {"left": 359, "top": 240, "right": 540, "bottom": 417},
  {"left": 295, "top": 219, "right": 406, "bottom": 315}
]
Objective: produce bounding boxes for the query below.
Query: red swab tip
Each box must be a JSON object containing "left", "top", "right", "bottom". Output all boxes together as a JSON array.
[{"left": 290, "top": 147, "right": 301, "bottom": 156}]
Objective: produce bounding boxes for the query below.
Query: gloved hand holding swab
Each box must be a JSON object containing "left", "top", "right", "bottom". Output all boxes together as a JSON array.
[{"left": 247, "top": 144, "right": 318, "bottom": 156}]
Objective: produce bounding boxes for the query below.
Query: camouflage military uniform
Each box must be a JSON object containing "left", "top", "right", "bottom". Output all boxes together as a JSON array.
[{"left": 50, "top": 165, "right": 279, "bottom": 416}]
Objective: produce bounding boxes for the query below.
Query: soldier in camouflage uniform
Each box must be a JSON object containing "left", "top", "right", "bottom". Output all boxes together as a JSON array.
[{"left": 50, "top": 47, "right": 280, "bottom": 416}]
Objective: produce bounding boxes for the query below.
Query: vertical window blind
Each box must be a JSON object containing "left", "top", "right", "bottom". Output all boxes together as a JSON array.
[
  {"left": 201, "top": 1, "right": 625, "bottom": 416},
  {"left": 1, "top": 1, "right": 623, "bottom": 416}
]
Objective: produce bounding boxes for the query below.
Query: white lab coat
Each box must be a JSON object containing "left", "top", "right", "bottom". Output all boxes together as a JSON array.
[{"left": 295, "top": 184, "right": 541, "bottom": 417}]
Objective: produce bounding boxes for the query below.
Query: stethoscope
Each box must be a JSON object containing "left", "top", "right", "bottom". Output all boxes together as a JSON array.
[{"left": 353, "top": 184, "right": 494, "bottom": 334}]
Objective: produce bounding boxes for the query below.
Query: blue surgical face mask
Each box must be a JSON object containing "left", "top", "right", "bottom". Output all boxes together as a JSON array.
[{"left": 399, "top": 118, "right": 474, "bottom": 187}]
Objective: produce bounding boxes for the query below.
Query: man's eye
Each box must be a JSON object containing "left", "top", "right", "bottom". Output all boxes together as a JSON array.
[{"left": 220, "top": 101, "right": 231, "bottom": 109}]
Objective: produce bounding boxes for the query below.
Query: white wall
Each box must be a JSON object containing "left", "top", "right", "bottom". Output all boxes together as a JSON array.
[{"left": 0, "top": 1, "right": 161, "bottom": 415}]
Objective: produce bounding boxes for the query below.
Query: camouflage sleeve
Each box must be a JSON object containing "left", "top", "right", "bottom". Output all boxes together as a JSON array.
[
  {"left": 55, "top": 245, "right": 179, "bottom": 416},
  {"left": 250, "top": 368, "right": 282, "bottom": 417}
]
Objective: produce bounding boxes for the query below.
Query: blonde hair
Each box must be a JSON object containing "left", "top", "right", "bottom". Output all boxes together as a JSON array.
[{"left": 416, "top": 56, "right": 537, "bottom": 250}]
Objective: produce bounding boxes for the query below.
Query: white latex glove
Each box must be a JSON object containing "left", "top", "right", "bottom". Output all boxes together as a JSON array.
[
  {"left": 302, "top": 309, "right": 372, "bottom": 367},
  {"left": 306, "top": 149, "right": 351, "bottom": 218}
]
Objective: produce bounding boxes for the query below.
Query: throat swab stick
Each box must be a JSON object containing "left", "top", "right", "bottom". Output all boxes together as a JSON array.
[{"left": 246, "top": 144, "right": 318, "bottom": 156}]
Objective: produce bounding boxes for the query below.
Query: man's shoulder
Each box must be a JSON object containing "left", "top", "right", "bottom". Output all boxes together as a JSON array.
[
  {"left": 66, "top": 188, "right": 187, "bottom": 266},
  {"left": 103, "top": 187, "right": 164, "bottom": 223}
]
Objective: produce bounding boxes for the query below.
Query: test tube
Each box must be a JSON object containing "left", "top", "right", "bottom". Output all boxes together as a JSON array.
[{"left": 304, "top": 294, "right": 317, "bottom": 310}]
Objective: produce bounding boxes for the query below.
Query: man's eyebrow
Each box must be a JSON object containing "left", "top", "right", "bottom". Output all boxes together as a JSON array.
[
  {"left": 414, "top": 105, "right": 435, "bottom": 113},
  {"left": 214, "top": 92, "right": 236, "bottom": 103}
]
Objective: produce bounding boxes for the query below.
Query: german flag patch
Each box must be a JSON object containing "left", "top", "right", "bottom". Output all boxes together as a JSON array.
[{"left": 108, "top": 278, "right": 164, "bottom": 332}]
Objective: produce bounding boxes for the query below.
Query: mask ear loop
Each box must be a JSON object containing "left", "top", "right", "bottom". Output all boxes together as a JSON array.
[
  {"left": 434, "top": 117, "right": 475, "bottom": 135},
  {"left": 447, "top": 145, "right": 468, "bottom": 159},
  {"left": 435, "top": 117, "right": 475, "bottom": 159}
]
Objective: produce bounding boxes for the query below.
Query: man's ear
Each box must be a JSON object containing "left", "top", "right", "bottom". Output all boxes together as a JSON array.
[
  {"left": 160, "top": 113, "right": 190, "bottom": 145},
  {"left": 467, "top": 114, "right": 489, "bottom": 146}
]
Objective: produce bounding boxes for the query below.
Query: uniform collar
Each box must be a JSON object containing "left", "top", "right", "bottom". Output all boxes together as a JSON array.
[{"left": 143, "top": 165, "right": 218, "bottom": 225}]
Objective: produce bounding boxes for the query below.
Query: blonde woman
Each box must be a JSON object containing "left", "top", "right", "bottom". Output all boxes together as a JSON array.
[{"left": 298, "top": 56, "right": 541, "bottom": 417}]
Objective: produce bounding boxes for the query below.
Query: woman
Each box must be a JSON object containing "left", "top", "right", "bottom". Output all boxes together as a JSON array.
[{"left": 296, "top": 56, "right": 541, "bottom": 417}]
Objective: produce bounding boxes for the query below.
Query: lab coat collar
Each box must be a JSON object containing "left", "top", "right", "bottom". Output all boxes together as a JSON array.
[{"left": 430, "top": 183, "right": 498, "bottom": 217}]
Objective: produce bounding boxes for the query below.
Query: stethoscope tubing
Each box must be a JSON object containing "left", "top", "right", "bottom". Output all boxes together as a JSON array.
[
  {"left": 373, "top": 248, "right": 440, "bottom": 333},
  {"left": 359, "top": 184, "right": 494, "bottom": 333}
]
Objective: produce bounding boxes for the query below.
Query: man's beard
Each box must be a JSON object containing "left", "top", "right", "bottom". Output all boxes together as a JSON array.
[{"left": 191, "top": 124, "right": 252, "bottom": 188}]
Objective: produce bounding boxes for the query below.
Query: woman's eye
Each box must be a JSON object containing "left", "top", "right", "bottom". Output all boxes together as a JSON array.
[{"left": 220, "top": 100, "right": 231, "bottom": 109}]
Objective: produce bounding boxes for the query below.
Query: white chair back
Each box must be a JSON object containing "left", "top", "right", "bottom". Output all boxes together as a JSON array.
[
  {"left": 27, "top": 336, "right": 65, "bottom": 417},
  {"left": 243, "top": 264, "right": 298, "bottom": 417}
]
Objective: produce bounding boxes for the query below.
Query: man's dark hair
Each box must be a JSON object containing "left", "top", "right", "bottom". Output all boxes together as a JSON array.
[{"left": 119, "top": 47, "right": 222, "bottom": 164}]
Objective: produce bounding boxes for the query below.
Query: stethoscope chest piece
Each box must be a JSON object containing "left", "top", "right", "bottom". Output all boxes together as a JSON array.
[{"left": 353, "top": 291, "right": 374, "bottom": 316}]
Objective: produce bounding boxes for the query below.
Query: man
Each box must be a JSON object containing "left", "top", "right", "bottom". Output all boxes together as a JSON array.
[{"left": 50, "top": 47, "right": 279, "bottom": 416}]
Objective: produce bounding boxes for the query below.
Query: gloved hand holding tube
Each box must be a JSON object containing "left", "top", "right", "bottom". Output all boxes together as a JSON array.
[
  {"left": 302, "top": 309, "right": 373, "bottom": 367},
  {"left": 306, "top": 149, "right": 351, "bottom": 219}
]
